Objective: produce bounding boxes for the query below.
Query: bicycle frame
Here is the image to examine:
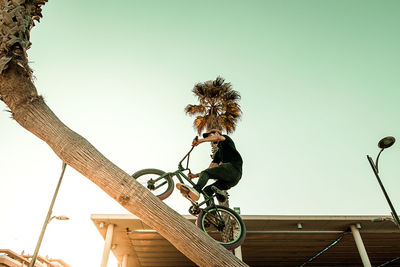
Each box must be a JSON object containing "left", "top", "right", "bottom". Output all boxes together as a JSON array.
[
  {"left": 148, "top": 143, "right": 215, "bottom": 208},
  {"left": 173, "top": 169, "right": 215, "bottom": 208}
]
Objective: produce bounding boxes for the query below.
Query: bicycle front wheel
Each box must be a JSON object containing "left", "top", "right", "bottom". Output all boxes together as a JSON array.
[
  {"left": 196, "top": 205, "right": 246, "bottom": 250},
  {"left": 132, "top": 168, "right": 174, "bottom": 200}
]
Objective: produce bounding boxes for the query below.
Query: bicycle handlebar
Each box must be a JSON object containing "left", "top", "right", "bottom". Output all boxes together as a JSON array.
[{"left": 178, "top": 136, "right": 198, "bottom": 171}]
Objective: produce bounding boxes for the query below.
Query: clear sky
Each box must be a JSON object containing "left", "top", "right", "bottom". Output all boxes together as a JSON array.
[{"left": 1, "top": 1, "right": 399, "bottom": 266}]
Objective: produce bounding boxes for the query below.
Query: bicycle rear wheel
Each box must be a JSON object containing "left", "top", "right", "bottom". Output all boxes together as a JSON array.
[
  {"left": 132, "top": 168, "right": 174, "bottom": 200},
  {"left": 196, "top": 205, "right": 246, "bottom": 250}
]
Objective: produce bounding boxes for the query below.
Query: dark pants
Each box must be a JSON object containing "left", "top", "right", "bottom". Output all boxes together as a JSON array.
[{"left": 194, "top": 163, "right": 241, "bottom": 197}]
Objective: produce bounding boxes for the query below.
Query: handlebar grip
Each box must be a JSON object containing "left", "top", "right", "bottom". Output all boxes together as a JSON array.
[{"left": 195, "top": 136, "right": 199, "bottom": 141}]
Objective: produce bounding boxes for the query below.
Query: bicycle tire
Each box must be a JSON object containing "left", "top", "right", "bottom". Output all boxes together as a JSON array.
[
  {"left": 196, "top": 205, "right": 246, "bottom": 250},
  {"left": 132, "top": 168, "right": 174, "bottom": 200}
]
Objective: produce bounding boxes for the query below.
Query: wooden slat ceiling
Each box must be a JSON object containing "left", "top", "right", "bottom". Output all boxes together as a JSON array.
[
  {"left": 91, "top": 214, "right": 400, "bottom": 267},
  {"left": 242, "top": 232, "right": 400, "bottom": 266}
]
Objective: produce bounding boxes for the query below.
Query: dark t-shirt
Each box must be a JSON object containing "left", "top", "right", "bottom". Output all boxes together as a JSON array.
[{"left": 212, "top": 135, "right": 243, "bottom": 172}]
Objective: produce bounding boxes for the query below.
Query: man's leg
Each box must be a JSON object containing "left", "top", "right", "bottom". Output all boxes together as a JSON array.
[
  {"left": 186, "top": 163, "right": 240, "bottom": 202},
  {"left": 196, "top": 163, "right": 239, "bottom": 192},
  {"left": 194, "top": 170, "right": 211, "bottom": 192},
  {"left": 177, "top": 168, "right": 216, "bottom": 201},
  {"left": 204, "top": 180, "right": 230, "bottom": 202}
]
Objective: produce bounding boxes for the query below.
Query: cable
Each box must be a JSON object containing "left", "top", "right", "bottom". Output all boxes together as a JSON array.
[
  {"left": 377, "top": 257, "right": 400, "bottom": 267},
  {"left": 299, "top": 232, "right": 347, "bottom": 267}
]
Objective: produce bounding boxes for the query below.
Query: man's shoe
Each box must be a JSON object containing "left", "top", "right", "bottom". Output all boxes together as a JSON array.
[
  {"left": 211, "top": 186, "right": 228, "bottom": 202},
  {"left": 176, "top": 183, "right": 200, "bottom": 201}
]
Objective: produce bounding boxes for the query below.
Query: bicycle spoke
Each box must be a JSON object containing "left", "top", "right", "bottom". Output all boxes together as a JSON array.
[
  {"left": 202, "top": 209, "right": 241, "bottom": 244},
  {"left": 135, "top": 174, "right": 170, "bottom": 196},
  {"left": 196, "top": 205, "right": 246, "bottom": 249}
]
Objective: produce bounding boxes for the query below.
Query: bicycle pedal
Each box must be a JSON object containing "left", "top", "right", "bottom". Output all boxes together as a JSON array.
[
  {"left": 180, "top": 187, "right": 190, "bottom": 195},
  {"left": 180, "top": 190, "right": 191, "bottom": 199},
  {"left": 183, "top": 193, "right": 198, "bottom": 205}
]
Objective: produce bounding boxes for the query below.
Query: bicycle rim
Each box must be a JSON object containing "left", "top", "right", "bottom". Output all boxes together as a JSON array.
[
  {"left": 132, "top": 169, "right": 174, "bottom": 200},
  {"left": 198, "top": 206, "right": 245, "bottom": 249}
]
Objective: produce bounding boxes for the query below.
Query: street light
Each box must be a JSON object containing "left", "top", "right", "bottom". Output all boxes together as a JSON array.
[
  {"left": 366, "top": 136, "right": 400, "bottom": 229},
  {"left": 29, "top": 162, "right": 68, "bottom": 267},
  {"left": 50, "top": 215, "right": 70, "bottom": 222}
]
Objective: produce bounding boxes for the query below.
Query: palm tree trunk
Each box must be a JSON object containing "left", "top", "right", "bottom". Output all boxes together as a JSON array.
[{"left": 0, "top": 62, "right": 247, "bottom": 267}]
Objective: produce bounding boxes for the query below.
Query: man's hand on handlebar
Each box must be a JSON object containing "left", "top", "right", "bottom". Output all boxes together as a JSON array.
[
  {"left": 188, "top": 172, "right": 200, "bottom": 179},
  {"left": 192, "top": 136, "right": 200, "bottom": 147}
]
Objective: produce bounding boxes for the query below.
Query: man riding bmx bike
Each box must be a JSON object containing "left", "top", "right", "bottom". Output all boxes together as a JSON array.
[{"left": 177, "top": 129, "right": 243, "bottom": 202}]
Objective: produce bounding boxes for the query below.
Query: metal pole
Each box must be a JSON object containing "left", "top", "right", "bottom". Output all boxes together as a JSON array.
[
  {"left": 350, "top": 225, "right": 371, "bottom": 267},
  {"left": 367, "top": 156, "right": 400, "bottom": 229},
  {"left": 100, "top": 223, "right": 115, "bottom": 267},
  {"left": 121, "top": 254, "right": 128, "bottom": 267},
  {"left": 233, "top": 207, "right": 243, "bottom": 260},
  {"left": 234, "top": 246, "right": 243, "bottom": 260},
  {"left": 29, "top": 162, "right": 67, "bottom": 267}
]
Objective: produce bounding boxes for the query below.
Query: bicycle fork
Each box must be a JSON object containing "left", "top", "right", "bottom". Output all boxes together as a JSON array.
[{"left": 147, "top": 173, "right": 172, "bottom": 190}]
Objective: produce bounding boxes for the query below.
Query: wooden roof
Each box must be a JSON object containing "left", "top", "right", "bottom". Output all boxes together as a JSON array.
[{"left": 91, "top": 214, "right": 400, "bottom": 267}]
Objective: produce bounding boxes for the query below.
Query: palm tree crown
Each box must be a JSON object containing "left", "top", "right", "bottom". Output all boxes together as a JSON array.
[{"left": 185, "top": 76, "right": 242, "bottom": 135}]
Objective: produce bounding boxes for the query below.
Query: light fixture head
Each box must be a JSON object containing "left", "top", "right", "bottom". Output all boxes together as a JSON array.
[
  {"left": 233, "top": 207, "right": 241, "bottom": 214},
  {"left": 372, "top": 217, "right": 392, "bottom": 223},
  {"left": 55, "top": 216, "right": 69, "bottom": 221},
  {"left": 378, "top": 136, "right": 395, "bottom": 149}
]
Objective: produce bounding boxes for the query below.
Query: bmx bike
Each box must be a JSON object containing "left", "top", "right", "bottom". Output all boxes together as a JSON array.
[{"left": 132, "top": 139, "right": 246, "bottom": 250}]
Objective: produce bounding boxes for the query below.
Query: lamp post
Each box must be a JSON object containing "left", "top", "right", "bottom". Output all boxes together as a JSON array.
[
  {"left": 366, "top": 136, "right": 400, "bottom": 229},
  {"left": 29, "top": 162, "right": 68, "bottom": 267}
]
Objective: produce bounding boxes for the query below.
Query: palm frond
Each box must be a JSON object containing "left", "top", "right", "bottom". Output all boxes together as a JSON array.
[
  {"left": 194, "top": 116, "right": 208, "bottom": 135},
  {"left": 185, "top": 104, "right": 206, "bottom": 115},
  {"left": 213, "top": 76, "right": 225, "bottom": 87},
  {"left": 227, "top": 107, "right": 241, "bottom": 118},
  {"left": 218, "top": 115, "right": 236, "bottom": 134},
  {"left": 222, "top": 82, "right": 232, "bottom": 91},
  {"left": 222, "top": 102, "right": 242, "bottom": 118},
  {"left": 223, "top": 90, "right": 241, "bottom": 102},
  {"left": 192, "top": 83, "right": 205, "bottom": 98}
]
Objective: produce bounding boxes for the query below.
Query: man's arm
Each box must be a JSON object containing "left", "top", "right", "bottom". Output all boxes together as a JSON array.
[
  {"left": 209, "top": 162, "right": 218, "bottom": 168},
  {"left": 192, "top": 135, "right": 225, "bottom": 146}
]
